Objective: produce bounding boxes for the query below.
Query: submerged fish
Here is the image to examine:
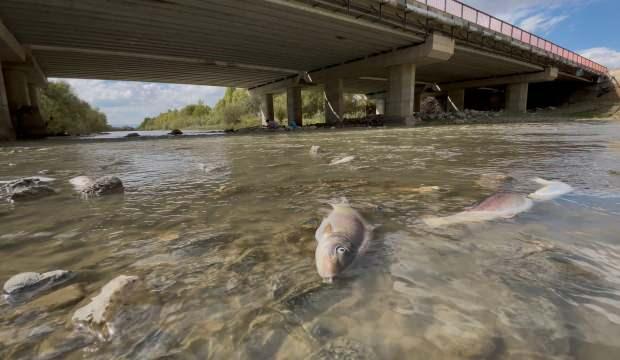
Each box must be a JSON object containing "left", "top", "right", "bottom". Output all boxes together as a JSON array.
[
  {"left": 330, "top": 156, "right": 355, "bottom": 166},
  {"left": 315, "top": 199, "right": 373, "bottom": 283},
  {"left": 528, "top": 178, "right": 573, "bottom": 201},
  {"left": 423, "top": 192, "right": 533, "bottom": 228}
]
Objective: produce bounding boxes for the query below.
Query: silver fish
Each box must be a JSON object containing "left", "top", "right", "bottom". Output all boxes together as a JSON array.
[
  {"left": 315, "top": 199, "right": 373, "bottom": 283},
  {"left": 423, "top": 192, "right": 533, "bottom": 228}
]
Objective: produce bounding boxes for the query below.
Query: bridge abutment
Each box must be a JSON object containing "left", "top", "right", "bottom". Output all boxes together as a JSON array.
[
  {"left": 324, "top": 78, "right": 344, "bottom": 124},
  {"left": 286, "top": 86, "right": 302, "bottom": 127}
]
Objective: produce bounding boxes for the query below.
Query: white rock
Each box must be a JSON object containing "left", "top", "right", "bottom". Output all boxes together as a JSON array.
[
  {"left": 310, "top": 146, "right": 321, "bottom": 156},
  {"left": 3, "top": 270, "right": 71, "bottom": 295},
  {"left": 72, "top": 275, "right": 140, "bottom": 328},
  {"left": 69, "top": 176, "right": 95, "bottom": 192}
]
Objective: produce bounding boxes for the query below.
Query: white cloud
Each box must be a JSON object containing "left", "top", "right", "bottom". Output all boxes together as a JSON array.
[
  {"left": 579, "top": 47, "right": 620, "bottom": 70},
  {"left": 465, "top": 0, "right": 581, "bottom": 35},
  {"left": 52, "top": 79, "right": 226, "bottom": 127}
]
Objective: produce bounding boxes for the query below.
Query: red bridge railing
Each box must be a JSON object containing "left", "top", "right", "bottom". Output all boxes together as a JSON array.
[{"left": 411, "top": 0, "right": 608, "bottom": 75}]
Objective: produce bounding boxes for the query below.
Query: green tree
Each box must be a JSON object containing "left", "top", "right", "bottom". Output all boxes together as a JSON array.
[{"left": 39, "top": 81, "right": 109, "bottom": 135}]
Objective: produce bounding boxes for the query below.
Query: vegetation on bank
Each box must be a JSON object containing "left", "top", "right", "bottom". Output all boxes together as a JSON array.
[
  {"left": 138, "top": 87, "right": 370, "bottom": 130},
  {"left": 39, "top": 81, "right": 110, "bottom": 135}
]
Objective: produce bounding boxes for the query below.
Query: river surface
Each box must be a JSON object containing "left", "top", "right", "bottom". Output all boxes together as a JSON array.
[{"left": 1, "top": 122, "right": 620, "bottom": 359}]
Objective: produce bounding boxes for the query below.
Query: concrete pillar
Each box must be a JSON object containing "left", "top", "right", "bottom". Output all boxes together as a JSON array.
[
  {"left": 506, "top": 83, "right": 528, "bottom": 113},
  {"left": 386, "top": 64, "right": 416, "bottom": 117},
  {"left": 447, "top": 89, "right": 465, "bottom": 112},
  {"left": 324, "top": 78, "right": 344, "bottom": 124},
  {"left": 0, "top": 62, "right": 16, "bottom": 141},
  {"left": 286, "top": 86, "right": 302, "bottom": 127},
  {"left": 4, "top": 68, "right": 46, "bottom": 139},
  {"left": 375, "top": 98, "right": 385, "bottom": 115},
  {"left": 414, "top": 92, "right": 422, "bottom": 113},
  {"left": 28, "top": 83, "right": 40, "bottom": 108},
  {"left": 259, "top": 93, "right": 274, "bottom": 125},
  {"left": 4, "top": 69, "right": 31, "bottom": 112}
]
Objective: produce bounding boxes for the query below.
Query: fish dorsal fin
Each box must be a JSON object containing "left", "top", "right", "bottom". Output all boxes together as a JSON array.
[{"left": 324, "top": 223, "right": 333, "bottom": 235}]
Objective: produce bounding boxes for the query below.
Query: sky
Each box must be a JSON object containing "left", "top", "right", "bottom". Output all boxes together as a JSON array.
[{"left": 55, "top": 0, "right": 620, "bottom": 127}]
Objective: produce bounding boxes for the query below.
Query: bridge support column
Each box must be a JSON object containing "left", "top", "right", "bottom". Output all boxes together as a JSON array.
[
  {"left": 324, "top": 78, "right": 344, "bottom": 124},
  {"left": 414, "top": 91, "right": 422, "bottom": 113},
  {"left": 447, "top": 89, "right": 465, "bottom": 112},
  {"left": 506, "top": 83, "right": 528, "bottom": 113},
  {"left": 0, "top": 62, "right": 16, "bottom": 141},
  {"left": 259, "top": 93, "right": 274, "bottom": 125},
  {"left": 386, "top": 64, "right": 416, "bottom": 118},
  {"left": 286, "top": 86, "right": 302, "bottom": 127},
  {"left": 375, "top": 98, "right": 385, "bottom": 115},
  {"left": 4, "top": 68, "right": 47, "bottom": 138}
]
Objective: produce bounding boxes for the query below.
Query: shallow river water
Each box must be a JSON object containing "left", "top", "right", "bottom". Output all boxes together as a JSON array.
[{"left": 1, "top": 122, "right": 620, "bottom": 359}]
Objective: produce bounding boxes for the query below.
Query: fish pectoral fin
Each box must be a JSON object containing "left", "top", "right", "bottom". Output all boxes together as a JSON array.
[{"left": 324, "top": 223, "right": 333, "bottom": 235}]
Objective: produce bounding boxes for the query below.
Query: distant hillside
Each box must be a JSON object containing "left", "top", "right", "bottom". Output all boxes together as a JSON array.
[{"left": 40, "top": 81, "right": 110, "bottom": 135}]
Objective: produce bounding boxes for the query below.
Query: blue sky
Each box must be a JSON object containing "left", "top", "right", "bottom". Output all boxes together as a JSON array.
[{"left": 58, "top": 0, "right": 620, "bottom": 127}]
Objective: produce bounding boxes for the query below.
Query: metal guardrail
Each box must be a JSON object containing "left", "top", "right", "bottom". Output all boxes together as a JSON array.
[{"left": 410, "top": 0, "right": 608, "bottom": 75}]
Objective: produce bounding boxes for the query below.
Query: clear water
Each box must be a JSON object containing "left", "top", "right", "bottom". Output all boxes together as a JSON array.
[{"left": 1, "top": 122, "right": 619, "bottom": 359}]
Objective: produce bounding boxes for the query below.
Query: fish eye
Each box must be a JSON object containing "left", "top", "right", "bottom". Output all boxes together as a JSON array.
[{"left": 336, "top": 246, "right": 347, "bottom": 254}]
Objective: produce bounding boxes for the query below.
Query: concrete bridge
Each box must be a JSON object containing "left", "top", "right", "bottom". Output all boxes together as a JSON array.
[{"left": 0, "top": 0, "right": 608, "bottom": 140}]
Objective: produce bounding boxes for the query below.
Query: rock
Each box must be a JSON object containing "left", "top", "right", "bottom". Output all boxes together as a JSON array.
[
  {"left": 309, "top": 337, "right": 379, "bottom": 360},
  {"left": 125, "top": 132, "right": 140, "bottom": 138},
  {"left": 72, "top": 275, "right": 140, "bottom": 339},
  {"left": 425, "top": 305, "right": 496, "bottom": 359},
  {"left": 79, "top": 176, "right": 124, "bottom": 198},
  {"left": 3, "top": 270, "right": 72, "bottom": 303},
  {"left": 168, "top": 129, "right": 183, "bottom": 135},
  {"left": 609, "top": 170, "right": 620, "bottom": 176},
  {"left": 476, "top": 173, "right": 513, "bottom": 190},
  {"left": 3, "top": 177, "right": 57, "bottom": 202},
  {"left": 12, "top": 284, "right": 85, "bottom": 319}
]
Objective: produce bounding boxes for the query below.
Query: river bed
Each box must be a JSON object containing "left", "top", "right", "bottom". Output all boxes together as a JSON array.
[{"left": 1, "top": 122, "right": 620, "bottom": 359}]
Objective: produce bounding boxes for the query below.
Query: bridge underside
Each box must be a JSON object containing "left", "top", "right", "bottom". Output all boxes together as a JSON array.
[{"left": 0, "top": 0, "right": 606, "bottom": 138}]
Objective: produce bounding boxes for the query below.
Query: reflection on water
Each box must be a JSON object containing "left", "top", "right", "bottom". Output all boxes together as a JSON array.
[{"left": 1, "top": 122, "right": 620, "bottom": 359}]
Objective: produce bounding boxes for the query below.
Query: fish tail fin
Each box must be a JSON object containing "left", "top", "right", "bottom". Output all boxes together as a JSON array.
[{"left": 532, "top": 177, "right": 553, "bottom": 185}]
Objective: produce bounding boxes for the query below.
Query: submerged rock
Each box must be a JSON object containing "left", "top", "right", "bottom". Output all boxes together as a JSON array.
[
  {"left": 425, "top": 305, "right": 497, "bottom": 359},
  {"left": 476, "top": 173, "right": 513, "bottom": 190},
  {"left": 72, "top": 275, "right": 140, "bottom": 339},
  {"left": 125, "top": 132, "right": 140, "bottom": 138},
  {"left": 12, "top": 284, "right": 85, "bottom": 319},
  {"left": 168, "top": 129, "right": 183, "bottom": 135},
  {"left": 3, "top": 270, "right": 72, "bottom": 303},
  {"left": 3, "top": 177, "right": 57, "bottom": 202},
  {"left": 70, "top": 176, "right": 124, "bottom": 198},
  {"left": 309, "top": 337, "right": 379, "bottom": 360}
]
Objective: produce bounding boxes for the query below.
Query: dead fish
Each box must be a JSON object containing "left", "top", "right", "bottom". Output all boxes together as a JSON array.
[
  {"left": 330, "top": 156, "right": 355, "bottom": 166},
  {"left": 315, "top": 199, "right": 373, "bottom": 283},
  {"left": 528, "top": 178, "right": 573, "bottom": 201},
  {"left": 423, "top": 192, "right": 533, "bottom": 228}
]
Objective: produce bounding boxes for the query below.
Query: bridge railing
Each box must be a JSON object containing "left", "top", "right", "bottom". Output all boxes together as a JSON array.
[{"left": 411, "top": 0, "right": 608, "bottom": 75}]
